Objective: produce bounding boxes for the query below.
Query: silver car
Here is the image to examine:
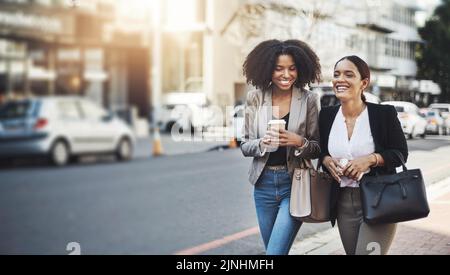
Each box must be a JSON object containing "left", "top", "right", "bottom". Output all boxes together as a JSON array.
[
  {"left": 382, "top": 101, "right": 427, "bottom": 139},
  {"left": 0, "top": 96, "right": 135, "bottom": 166}
]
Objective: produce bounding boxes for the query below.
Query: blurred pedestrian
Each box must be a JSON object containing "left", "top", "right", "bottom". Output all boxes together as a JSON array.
[
  {"left": 319, "top": 56, "right": 408, "bottom": 255},
  {"left": 241, "top": 39, "right": 321, "bottom": 255}
]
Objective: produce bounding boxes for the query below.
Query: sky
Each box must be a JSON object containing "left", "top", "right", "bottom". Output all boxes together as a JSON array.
[{"left": 415, "top": 0, "right": 442, "bottom": 26}]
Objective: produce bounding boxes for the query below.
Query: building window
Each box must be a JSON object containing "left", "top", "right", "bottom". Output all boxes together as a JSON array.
[
  {"left": 162, "top": 32, "right": 203, "bottom": 93},
  {"left": 410, "top": 43, "right": 415, "bottom": 60},
  {"left": 346, "top": 34, "right": 362, "bottom": 50},
  {"left": 163, "top": 0, "right": 206, "bottom": 28},
  {"left": 384, "top": 37, "right": 391, "bottom": 56},
  {"left": 392, "top": 5, "right": 415, "bottom": 26}
]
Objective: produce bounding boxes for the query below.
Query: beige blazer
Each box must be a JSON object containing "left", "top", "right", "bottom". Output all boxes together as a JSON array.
[{"left": 240, "top": 87, "right": 321, "bottom": 185}]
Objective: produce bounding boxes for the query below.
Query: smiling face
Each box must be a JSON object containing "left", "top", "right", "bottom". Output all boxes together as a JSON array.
[
  {"left": 332, "top": 59, "right": 369, "bottom": 103},
  {"left": 272, "top": 54, "right": 298, "bottom": 92}
]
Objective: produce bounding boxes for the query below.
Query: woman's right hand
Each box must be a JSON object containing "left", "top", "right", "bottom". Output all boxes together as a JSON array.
[
  {"left": 322, "top": 156, "right": 343, "bottom": 183},
  {"left": 261, "top": 130, "right": 279, "bottom": 147}
]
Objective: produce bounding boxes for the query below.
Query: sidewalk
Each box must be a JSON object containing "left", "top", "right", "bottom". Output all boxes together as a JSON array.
[
  {"left": 290, "top": 177, "right": 450, "bottom": 255},
  {"left": 133, "top": 132, "right": 230, "bottom": 159}
]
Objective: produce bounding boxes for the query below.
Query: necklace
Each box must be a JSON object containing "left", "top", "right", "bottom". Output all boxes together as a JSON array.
[{"left": 343, "top": 105, "right": 366, "bottom": 122}]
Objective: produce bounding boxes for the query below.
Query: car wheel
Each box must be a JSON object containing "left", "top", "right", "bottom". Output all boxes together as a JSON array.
[
  {"left": 166, "top": 121, "right": 176, "bottom": 133},
  {"left": 50, "top": 140, "right": 70, "bottom": 166},
  {"left": 116, "top": 138, "right": 133, "bottom": 161}
]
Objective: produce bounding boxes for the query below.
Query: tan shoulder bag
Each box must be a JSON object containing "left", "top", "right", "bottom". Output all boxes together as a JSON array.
[{"left": 290, "top": 159, "right": 334, "bottom": 223}]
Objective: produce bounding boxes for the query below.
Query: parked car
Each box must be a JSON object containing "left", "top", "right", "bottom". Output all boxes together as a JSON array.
[
  {"left": 229, "top": 105, "right": 244, "bottom": 145},
  {"left": 429, "top": 103, "right": 450, "bottom": 119},
  {"left": 445, "top": 116, "right": 450, "bottom": 135},
  {"left": 382, "top": 101, "right": 427, "bottom": 139},
  {"left": 429, "top": 103, "right": 450, "bottom": 134},
  {"left": 0, "top": 96, "right": 135, "bottom": 166},
  {"left": 421, "top": 108, "right": 447, "bottom": 135},
  {"left": 156, "top": 92, "right": 215, "bottom": 133},
  {"left": 313, "top": 89, "right": 380, "bottom": 108}
]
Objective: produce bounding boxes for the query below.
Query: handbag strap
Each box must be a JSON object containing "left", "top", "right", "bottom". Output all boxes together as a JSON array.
[
  {"left": 300, "top": 158, "right": 314, "bottom": 170},
  {"left": 392, "top": 150, "right": 408, "bottom": 172},
  {"left": 316, "top": 158, "right": 324, "bottom": 171}
]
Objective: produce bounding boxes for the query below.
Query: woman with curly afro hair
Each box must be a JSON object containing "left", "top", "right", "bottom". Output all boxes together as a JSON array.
[{"left": 241, "top": 39, "right": 322, "bottom": 255}]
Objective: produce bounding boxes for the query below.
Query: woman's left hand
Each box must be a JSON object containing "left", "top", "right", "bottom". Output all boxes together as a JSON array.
[
  {"left": 342, "top": 155, "right": 374, "bottom": 181},
  {"left": 278, "top": 128, "right": 305, "bottom": 147}
]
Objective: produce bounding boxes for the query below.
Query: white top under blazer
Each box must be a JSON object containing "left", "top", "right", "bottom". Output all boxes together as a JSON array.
[{"left": 328, "top": 106, "right": 375, "bottom": 188}]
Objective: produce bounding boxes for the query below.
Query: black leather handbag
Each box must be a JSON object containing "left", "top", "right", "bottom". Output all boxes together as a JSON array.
[{"left": 360, "top": 151, "right": 430, "bottom": 224}]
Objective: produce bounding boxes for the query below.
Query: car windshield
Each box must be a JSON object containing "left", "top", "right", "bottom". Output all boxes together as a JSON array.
[
  {"left": 0, "top": 101, "right": 31, "bottom": 120},
  {"left": 432, "top": 107, "right": 449, "bottom": 113},
  {"left": 394, "top": 106, "right": 405, "bottom": 113}
]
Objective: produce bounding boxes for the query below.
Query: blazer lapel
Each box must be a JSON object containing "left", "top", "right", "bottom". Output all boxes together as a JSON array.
[
  {"left": 258, "top": 88, "right": 272, "bottom": 137},
  {"left": 288, "top": 87, "right": 302, "bottom": 133},
  {"left": 326, "top": 105, "right": 340, "bottom": 135},
  {"left": 367, "top": 103, "right": 381, "bottom": 150}
]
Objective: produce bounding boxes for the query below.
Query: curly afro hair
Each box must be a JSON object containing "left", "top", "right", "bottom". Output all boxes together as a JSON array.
[{"left": 243, "top": 39, "right": 321, "bottom": 90}]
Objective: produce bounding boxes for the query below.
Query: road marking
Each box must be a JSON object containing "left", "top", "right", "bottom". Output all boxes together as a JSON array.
[{"left": 173, "top": 226, "right": 259, "bottom": 255}]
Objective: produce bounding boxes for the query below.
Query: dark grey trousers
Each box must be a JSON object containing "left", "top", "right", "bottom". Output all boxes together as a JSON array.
[{"left": 337, "top": 188, "right": 397, "bottom": 255}]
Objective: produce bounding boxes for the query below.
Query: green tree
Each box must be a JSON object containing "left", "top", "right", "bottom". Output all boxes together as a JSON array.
[{"left": 417, "top": 0, "right": 450, "bottom": 102}]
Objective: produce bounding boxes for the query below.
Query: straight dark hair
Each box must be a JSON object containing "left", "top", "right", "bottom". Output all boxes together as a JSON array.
[{"left": 334, "top": 55, "right": 370, "bottom": 103}]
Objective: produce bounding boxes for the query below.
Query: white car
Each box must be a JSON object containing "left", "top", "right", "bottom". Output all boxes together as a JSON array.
[
  {"left": 230, "top": 105, "right": 244, "bottom": 145},
  {"left": 422, "top": 109, "right": 447, "bottom": 135},
  {"left": 314, "top": 89, "right": 380, "bottom": 108},
  {"left": 0, "top": 96, "right": 135, "bottom": 166},
  {"left": 157, "top": 92, "right": 213, "bottom": 133},
  {"left": 382, "top": 101, "right": 427, "bottom": 139},
  {"left": 429, "top": 103, "right": 450, "bottom": 134},
  {"left": 429, "top": 103, "right": 450, "bottom": 118}
]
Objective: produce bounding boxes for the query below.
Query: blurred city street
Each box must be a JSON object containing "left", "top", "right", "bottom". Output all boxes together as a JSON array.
[
  {"left": 0, "top": 0, "right": 449, "bottom": 256},
  {"left": 1, "top": 136, "right": 450, "bottom": 255}
]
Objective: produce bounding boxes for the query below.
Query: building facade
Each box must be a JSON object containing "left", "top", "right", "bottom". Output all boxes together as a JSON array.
[
  {"left": 1, "top": 0, "right": 441, "bottom": 124},
  {"left": 0, "top": 0, "right": 152, "bottom": 118},
  {"left": 220, "top": 0, "right": 429, "bottom": 104}
]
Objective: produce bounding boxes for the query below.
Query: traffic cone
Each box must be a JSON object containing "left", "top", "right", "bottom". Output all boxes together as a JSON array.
[
  {"left": 228, "top": 137, "right": 238, "bottom": 149},
  {"left": 152, "top": 127, "right": 164, "bottom": 157}
]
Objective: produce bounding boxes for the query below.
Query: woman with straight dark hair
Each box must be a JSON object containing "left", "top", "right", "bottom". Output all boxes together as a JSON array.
[
  {"left": 319, "top": 55, "right": 408, "bottom": 255},
  {"left": 240, "top": 39, "right": 321, "bottom": 255}
]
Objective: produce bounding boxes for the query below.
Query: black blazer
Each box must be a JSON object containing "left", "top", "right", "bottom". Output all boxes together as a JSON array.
[
  {"left": 319, "top": 102, "right": 408, "bottom": 175},
  {"left": 319, "top": 102, "right": 409, "bottom": 226}
]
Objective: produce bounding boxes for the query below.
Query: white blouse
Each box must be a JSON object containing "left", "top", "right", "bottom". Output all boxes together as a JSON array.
[{"left": 328, "top": 106, "right": 375, "bottom": 188}]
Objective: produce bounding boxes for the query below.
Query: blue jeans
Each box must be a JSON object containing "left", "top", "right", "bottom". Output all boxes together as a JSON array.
[{"left": 254, "top": 168, "right": 302, "bottom": 255}]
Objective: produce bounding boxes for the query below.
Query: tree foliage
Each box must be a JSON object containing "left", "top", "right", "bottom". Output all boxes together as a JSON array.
[{"left": 417, "top": 0, "right": 450, "bottom": 102}]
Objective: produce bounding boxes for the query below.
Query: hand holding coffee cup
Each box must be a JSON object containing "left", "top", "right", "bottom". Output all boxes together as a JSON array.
[{"left": 261, "top": 120, "right": 286, "bottom": 153}]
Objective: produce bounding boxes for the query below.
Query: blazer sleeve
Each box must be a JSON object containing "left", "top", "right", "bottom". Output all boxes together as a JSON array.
[
  {"left": 379, "top": 105, "right": 409, "bottom": 169},
  {"left": 294, "top": 92, "right": 321, "bottom": 159},
  {"left": 240, "top": 90, "right": 265, "bottom": 158},
  {"left": 319, "top": 108, "right": 330, "bottom": 162}
]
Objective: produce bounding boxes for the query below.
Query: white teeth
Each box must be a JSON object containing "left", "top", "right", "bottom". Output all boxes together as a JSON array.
[
  {"left": 336, "top": 86, "right": 348, "bottom": 93},
  {"left": 337, "top": 86, "right": 349, "bottom": 91}
]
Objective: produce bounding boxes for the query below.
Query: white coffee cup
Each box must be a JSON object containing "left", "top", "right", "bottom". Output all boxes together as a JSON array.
[{"left": 264, "top": 119, "right": 287, "bottom": 153}]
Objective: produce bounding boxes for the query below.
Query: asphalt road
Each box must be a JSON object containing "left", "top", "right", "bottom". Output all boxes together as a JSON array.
[{"left": 1, "top": 136, "right": 450, "bottom": 255}]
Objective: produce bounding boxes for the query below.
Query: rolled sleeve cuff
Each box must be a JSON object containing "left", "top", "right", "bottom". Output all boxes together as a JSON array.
[
  {"left": 294, "top": 138, "right": 310, "bottom": 157},
  {"left": 257, "top": 139, "right": 268, "bottom": 157}
]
